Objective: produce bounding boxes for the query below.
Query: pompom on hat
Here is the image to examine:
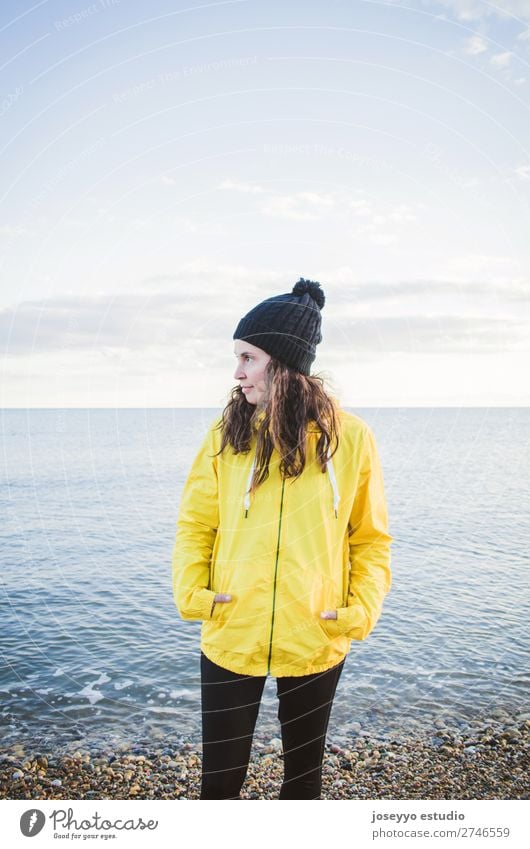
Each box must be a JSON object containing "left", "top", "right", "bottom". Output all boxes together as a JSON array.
[{"left": 233, "top": 278, "right": 325, "bottom": 375}]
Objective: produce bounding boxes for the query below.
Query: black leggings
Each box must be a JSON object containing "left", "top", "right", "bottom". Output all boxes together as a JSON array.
[{"left": 200, "top": 651, "right": 345, "bottom": 800}]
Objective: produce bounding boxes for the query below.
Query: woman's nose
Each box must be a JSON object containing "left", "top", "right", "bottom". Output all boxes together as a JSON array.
[{"left": 234, "top": 364, "right": 245, "bottom": 380}]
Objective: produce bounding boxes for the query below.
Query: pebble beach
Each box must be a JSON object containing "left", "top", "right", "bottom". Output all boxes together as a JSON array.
[{"left": 1, "top": 715, "right": 528, "bottom": 801}]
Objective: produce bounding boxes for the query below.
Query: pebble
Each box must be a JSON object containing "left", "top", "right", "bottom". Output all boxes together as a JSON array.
[{"left": 1, "top": 716, "right": 528, "bottom": 800}]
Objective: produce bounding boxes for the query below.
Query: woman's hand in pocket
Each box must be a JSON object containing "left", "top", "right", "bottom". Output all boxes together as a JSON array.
[
  {"left": 211, "top": 593, "right": 232, "bottom": 620},
  {"left": 319, "top": 608, "right": 341, "bottom": 637},
  {"left": 320, "top": 609, "right": 337, "bottom": 620},
  {"left": 319, "top": 604, "right": 370, "bottom": 639},
  {"left": 214, "top": 593, "right": 232, "bottom": 605}
]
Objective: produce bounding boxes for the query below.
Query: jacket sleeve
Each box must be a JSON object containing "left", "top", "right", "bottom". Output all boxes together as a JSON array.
[
  {"left": 172, "top": 421, "right": 220, "bottom": 621},
  {"left": 335, "top": 425, "right": 393, "bottom": 640}
]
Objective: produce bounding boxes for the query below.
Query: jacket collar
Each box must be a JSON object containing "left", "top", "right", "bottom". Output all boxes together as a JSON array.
[{"left": 243, "top": 444, "right": 340, "bottom": 519}]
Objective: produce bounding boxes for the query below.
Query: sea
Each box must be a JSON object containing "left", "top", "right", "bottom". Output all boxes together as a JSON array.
[{"left": 1, "top": 407, "right": 529, "bottom": 755}]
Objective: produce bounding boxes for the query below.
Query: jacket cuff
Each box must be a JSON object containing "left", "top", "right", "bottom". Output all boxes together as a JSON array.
[
  {"left": 334, "top": 602, "right": 369, "bottom": 637},
  {"left": 185, "top": 588, "right": 218, "bottom": 621}
]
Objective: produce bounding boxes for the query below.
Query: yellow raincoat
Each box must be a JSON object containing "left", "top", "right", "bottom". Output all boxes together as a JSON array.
[{"left": 172, "top": 409, "right": 392, "bottom": 676}]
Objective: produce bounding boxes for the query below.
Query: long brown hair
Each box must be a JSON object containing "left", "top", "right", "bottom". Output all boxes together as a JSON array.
[{"left": 213, "top": 357, "right": 341, "bottom": 497}]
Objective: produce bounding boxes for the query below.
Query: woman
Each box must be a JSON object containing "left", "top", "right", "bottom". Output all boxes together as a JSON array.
[{"left": 172, "top": 278, "right": 392, "bottom": 799}]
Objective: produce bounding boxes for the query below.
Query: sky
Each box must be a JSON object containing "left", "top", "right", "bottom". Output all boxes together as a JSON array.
[{"left": 0, "top": 0, "right": 529, "bottom": 407}]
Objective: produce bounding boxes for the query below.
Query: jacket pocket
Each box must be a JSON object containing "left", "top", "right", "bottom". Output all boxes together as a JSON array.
[
  {"left": 317, "top": 582, "right": 348, "bottom": 638},
  {"left": 304, "top": 583, "right": 345, "bottom": 640},
  {"left": 210, "top": 599, "right": 232, "bottom": 623},
  {"left": 318, "top": 615, "right": 345, "bottom": 639}
]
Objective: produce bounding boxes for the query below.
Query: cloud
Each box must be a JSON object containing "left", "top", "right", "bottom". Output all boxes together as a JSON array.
[
  {"left": 417, "top": 1, "right": 530, "bottom": 24},
  {"left": 370, "top": 233, "right": 399, "bottom": 246},
  {"left": 326, "top": 273, "right": 529, "bottom": 304},
  {"left": 0, "top": 224, "right": 29, "bottom": 237},
  {"left": 258, "top": 191, "right": 335, "bottom": 221},
  {"left": 219, "top": 180, "right": 337, "bottom": 220},
  {"left": 515, "top": 163, "right": 530, "bottom": 178},
  {"left": 0, "top": 293, "right": 204, "bottom": 356},
  {"left": 2, "top": 269, "right": 528, "bottom": 359},
  {"left": 323, "top": 314, "right": 529, "bottom": 354},
  {"left": 218, "top": 178, "right": 267, "bottom": 194},
  {"left": 349, "top": 199, "right": 372, "bottom": 216},
  {"left": 490, "top": 50, "right": 514, "bottom": 66},
  {"left": 219, "top": 180, "right": 421, "bottom": 240},
  {"left": 464, "top": 35, "right": 489, "bottom": 54}
]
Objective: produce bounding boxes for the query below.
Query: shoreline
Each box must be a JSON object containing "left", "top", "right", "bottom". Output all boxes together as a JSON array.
[{"left": 1, "top": 715, "right": 528, "bottom": 800}]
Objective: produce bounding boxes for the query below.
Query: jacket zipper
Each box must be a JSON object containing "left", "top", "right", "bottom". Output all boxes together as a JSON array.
[{"left": 267, "top": 476, "right": 285, "bottom": 675}]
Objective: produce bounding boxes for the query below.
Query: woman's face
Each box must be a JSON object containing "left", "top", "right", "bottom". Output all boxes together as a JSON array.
[{"left": 233, "top": 339, "right": 272, "bottom": 406}]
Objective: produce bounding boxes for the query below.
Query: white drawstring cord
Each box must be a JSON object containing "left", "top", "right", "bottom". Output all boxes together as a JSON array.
[
  {"left": 243, "top": 449, "right": 340, "bottom": 518},
  {"left": 326, "top": 451, "right": 340, "bottom": 518},
  {"left": 244, "top": 454, "right": 257, "bottom": 517}
]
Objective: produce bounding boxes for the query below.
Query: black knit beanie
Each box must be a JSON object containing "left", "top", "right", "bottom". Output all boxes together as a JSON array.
[{"left": 233, "top": 278, "right": 325, "bottom": 375}]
